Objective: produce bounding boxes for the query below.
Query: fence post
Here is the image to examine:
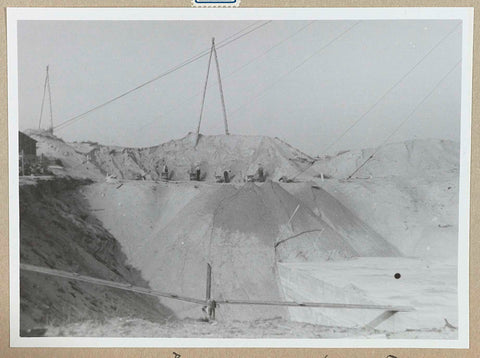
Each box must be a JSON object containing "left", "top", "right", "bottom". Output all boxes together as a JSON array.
[
  {"left": 206, "top": 263, "right": 211, "bottom": 300},
  {"left": 205, "top": 263, "right": 216, "bottom": 320},
  {"left": 207, "top": 299, "right": 216, "bottom": 320}
]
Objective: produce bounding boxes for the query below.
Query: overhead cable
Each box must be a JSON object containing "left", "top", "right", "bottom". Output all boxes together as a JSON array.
[
  {"left": 291, "top": 22, "right": 462, "bottom": 180},
  {"left": 137, "top": 21, "right": 315, "bottom": 132},
  {"left": 54, "top": 21, "right": 271, "bottom": 131},
  {"left": 228, "top": 21, "right": 361, "bottom": 120},
  {"left": 321, "top": 22, "right": 462, "bottom": 155},
  {"left": 346, "top": 59, "right": 461, "bottom": 180}
]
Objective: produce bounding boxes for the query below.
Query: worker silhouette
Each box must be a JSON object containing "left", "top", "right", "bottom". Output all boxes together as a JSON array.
[
  {"left": 195, "top": 164, "right": 201, "bottom": 181},
  {"left": 160, "top": 161, "right": 169, "bottom": 181},
  {"left": 257, "top": 163, "right": 265, "bottom": 182}
]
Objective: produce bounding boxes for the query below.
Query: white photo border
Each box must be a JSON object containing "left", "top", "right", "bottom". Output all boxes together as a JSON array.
[{"left": 7, "top": 7, "right": 474, "bottom": 349}]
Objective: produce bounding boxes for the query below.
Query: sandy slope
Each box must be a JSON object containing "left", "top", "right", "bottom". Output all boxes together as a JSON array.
[
  {"left": 279, "top": 257, "right": 457, "bottom": 333},
  {"left": 27, "top": 130, "right": 319, "bottom": 181},
  {"left": 19, "top": 178, "right": 172, "bottom": 333},
  {"left": 24, "top": 129, "right": 105, "bottom": 180},
  {"left": 281, "top": 182, "right": 400, "bottom": 258},
  {"left": 316, "top": 174, "right": 459, "bottom": 260},
  {"left": 44, "top": 316, "right": 457, "bottom": 339},
  {"left": 84, "top": 180, "right": 398, "bottom": 322},
  {"left": 304, "top": 139, "right": 460, "bottom": 260},
  {"left": 21, "top": 131, "right": 460, "bottom": 335},
  {"left": 80, "top": 132, "right": 317, "bottom": 182},
  {"left": 312, "top": 139, "right": 459, "bottom": 179}
]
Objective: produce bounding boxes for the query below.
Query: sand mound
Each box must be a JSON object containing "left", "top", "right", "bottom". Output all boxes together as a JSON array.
[
  {"left": 85, "top": 180, "right": 400, "bottom": 321},
  {"left": 24, "top": 129, "right": 104, "bottom": 180},
  {"left": 19, "top": 178, "right": 171, "bottom": 331},
  {"left": 76, "top": 132, "right": 317, "bottom": 181},
  {"left": 282, "top": 182, "right": 400, "bottom": 257},
  {"left": 27, "top": 130, "right": 318, "bottom": 182},
  {"left": 317, "top": 174, "right": 459, "bottom": 259},
  {"left": 313, "top": 139, "right": 459, "bottom": 179},
  {"left": 306, "top": 139, "right": 460, "bottom": 260}
]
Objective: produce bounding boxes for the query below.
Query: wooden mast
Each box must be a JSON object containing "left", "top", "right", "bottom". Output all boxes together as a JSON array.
[
  {"left": 212, "top": 38, "right": 229, "bottom": 136},
  {"left": 195, "top": 38, "right": 230, "bottom": 147},
  {"left": 38, "top": 65, "right": 54, "bottom": 134}
]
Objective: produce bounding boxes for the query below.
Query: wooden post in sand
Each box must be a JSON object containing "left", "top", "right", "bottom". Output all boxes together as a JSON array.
[
  {"left": 206, "top": 263, "right": 212, "bottom": 301},
  {"left": 205, "top": 263, "right": 216, "bottom": 320}
]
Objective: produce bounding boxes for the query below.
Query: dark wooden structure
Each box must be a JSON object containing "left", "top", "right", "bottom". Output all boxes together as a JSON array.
[
  {"left": 19, "top": 132, "right": 39, "bottom": 175},
  {"left": 19, "top": 132, "right": 37, "bottom": 158}
]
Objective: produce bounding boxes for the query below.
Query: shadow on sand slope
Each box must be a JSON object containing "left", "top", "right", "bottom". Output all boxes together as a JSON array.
[
  {"left": 19, "top": 178, "right": 173, "bottom": 334},
  {"left": 85, "top": 180, "right": 400, "bottom": 322}
]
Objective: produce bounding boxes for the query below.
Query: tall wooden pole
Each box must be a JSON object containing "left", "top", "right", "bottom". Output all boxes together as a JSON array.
[
  {"left": 46, "top": 65, "right": 54, "bottom": 133},
  {"left": 195, "top": 38, "right": 231, "bottom": 147},
  {"left": 206, "top": 263, "right": 212, "bottom": 300},
  {"left": 195, "top": 41, "right": 214, "bottom": 147},
  {"left": 212, "top": 38, "right": 229, "bottom": 136},
  {"left": 38, "top": 66, "right": 49, "bottom": 130}
]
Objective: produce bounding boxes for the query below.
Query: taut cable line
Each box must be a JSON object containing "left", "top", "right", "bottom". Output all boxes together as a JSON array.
[
  {"left": 228, "top": 21, "right": 361, "bottom": 120},
  {"left": 346, "top": 59, "right": 461, "bottom": 180},
  {"left": 291, "top": 22, "right": 462, "bottom": 180},
  {"left": 137, "top": 21, "right": 315, "bottom": 133},
  {"left": 20, "top": 262, "right": 414, "bottom": 326},
  {"left": 54, "top": 21, "right": 271, "bottom": 132},
  {"left": 321, "top": 22, "right": 461, "bottom": 155}
]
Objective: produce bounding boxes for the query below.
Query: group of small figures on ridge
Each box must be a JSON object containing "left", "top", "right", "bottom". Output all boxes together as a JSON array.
[
  {"left": 159, "top": 162, "right": 266, "bottom": 183},
  {"left": 105, "top": 162, "right": 267, "bottom": 183}
]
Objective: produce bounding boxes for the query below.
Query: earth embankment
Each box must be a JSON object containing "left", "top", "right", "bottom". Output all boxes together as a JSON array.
[
  {"left": 84, "top": 180, "right": 399, "bottom": 321},
  {"left": 19, "top": 177, "right": 173, "bottom": 333}
]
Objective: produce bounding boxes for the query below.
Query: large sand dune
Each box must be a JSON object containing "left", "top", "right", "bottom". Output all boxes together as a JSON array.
[
  {"left": 85, "top": 180, "right": 398, "bottom": 320},
  {"left": 23, "top": 131, "right": 460, "bottom": 331},
  {"left": 312, "top": 139, "right": 459, "bottom": 179}
]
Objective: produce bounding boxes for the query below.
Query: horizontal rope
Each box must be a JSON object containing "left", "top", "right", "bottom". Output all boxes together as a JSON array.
[
  {"left": 20, "top": 263, "right": 205, "bottom": 305},
  {"left": 21, "top": 263, "right": 414, "bottom": 312},
  {"left": 215, "top": 299, "right": 414, "bottom": 312}
]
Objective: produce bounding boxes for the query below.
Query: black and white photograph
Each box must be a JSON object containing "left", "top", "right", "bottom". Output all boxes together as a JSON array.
[{"left": 8, "top": 8, "right": 472, "bottom": 348}]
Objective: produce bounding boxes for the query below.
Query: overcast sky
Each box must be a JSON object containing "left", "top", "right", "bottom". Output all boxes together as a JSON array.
[{"left": 17, "top": 20, "right": 462, "bottom": 155}]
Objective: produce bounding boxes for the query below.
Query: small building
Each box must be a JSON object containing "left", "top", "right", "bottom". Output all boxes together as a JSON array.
[
  {"left": 19, "top": 132, "right": 37, "bottom": 159},
  {"left": 19, "top": 132, "right": 39, "bottom": 175}
]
